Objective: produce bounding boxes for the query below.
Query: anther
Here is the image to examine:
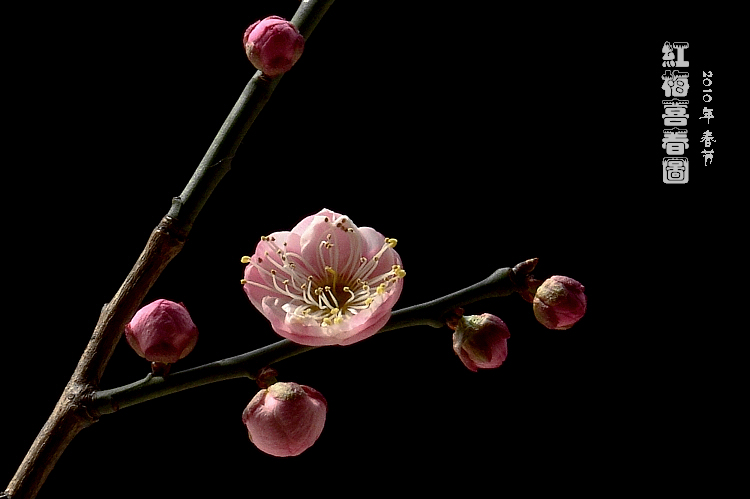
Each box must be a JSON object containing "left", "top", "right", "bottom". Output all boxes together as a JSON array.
[{"left": 241, "top": 256, "right": 252, "bottom": 263}]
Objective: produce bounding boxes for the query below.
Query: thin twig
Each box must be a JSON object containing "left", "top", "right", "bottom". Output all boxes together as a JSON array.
[{"left": 86, "top": 264, "right": 527, "bottom": 416}]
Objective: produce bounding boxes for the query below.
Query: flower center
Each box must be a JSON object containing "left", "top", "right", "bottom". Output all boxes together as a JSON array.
[{"left": 242, "top": 220, "right": 405, "bottom": 328}]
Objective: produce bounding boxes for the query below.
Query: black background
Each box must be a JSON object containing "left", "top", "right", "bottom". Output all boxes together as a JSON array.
[{"left": 3, "top": 2, "right": 722, "bottom": 497}]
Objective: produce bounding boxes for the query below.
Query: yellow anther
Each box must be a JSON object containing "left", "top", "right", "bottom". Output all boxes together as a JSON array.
[
  {"left": 334, "top": 316, "right": 344, "bottom": 324},
  {"left": 240, "top": 279, "right": 248, "bottom": 284},
  {"left": 386, "top": 238, "right": 398, "bottom": 248},
  {"left": 376, "top": 283, "right": 387, "bottom": 294},
  {"left": 330, "top": 307, "right": 340, "bottom": 316},
  {"left": 364, "top": 297, "right": 374, "bottom": 306},
  {"left": 392, "top": 265, "right": 406, "bottom": 279},
  {"left": 241, "top": 256, "right": 252, "bottom": 263},
  {"left": 322, "top": 317, "right": 333, "bottom": 326}
]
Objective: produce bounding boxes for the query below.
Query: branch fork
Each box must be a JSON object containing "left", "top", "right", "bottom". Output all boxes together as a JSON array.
[{"left": 3, "top": 1, "right": 542, "bottom": 497}]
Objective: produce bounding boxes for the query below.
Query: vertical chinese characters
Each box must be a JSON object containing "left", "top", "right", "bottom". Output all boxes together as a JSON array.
[
  {"left": 701, "top": 71, "right": 715, "bottom": 166},
  {"left": 662, "top": 41, "right": 690, "bottom": 184}
]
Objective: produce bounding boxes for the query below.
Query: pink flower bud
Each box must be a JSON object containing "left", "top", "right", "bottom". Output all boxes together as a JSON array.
[
  {"left": 242, "top": 382, "right": 327, "bottom": 457},
  {"left": 243, "top": 16, "right": 305, "bottom": 77},
  {"left": 533, "top": 275, "right": 587, "bottom": 330},
  {"left": 452, "top": 313, "right": 510, "bottom": 372},
  {"left": 124, "top": 299, "right": 199, "bottom": 364}
]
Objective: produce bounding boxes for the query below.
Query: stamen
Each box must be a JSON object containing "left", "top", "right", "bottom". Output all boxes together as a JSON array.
[
  {"left": 245, "top": 229, "right": 405, "bottom": 329},
  {"left": 285, "top": 250, "right": 316, "bottom": 276},
  {"left": 326, "top": 286, "right": 339, "bottom": 308},
  {"left": 393, "top": 265, "right": 406, "bottom": 278},
  {"left": 317, "top": 240, "right": 328, "bottom": 272}
]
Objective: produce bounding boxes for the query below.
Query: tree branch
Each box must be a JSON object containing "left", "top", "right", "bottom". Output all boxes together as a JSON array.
[
  {"left": 4, "top": 2, "right": 336, "bottom": 498},
  {"left": 86, "top": 263, "right": 530, "bottom": 417}
]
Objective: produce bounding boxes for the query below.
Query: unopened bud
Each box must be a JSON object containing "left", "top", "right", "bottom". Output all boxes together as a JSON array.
[
  {"left": 533, "top": 275, "right": 587, "bottom": 330},
  {"left": 242, "top": 382, "right": 327, "bottom": 457},
  {"left": 243, "top": 16, "right": 305, "bottom": 77},
  {"left": 124, "top": 299, "right": 199, "bottom": 364},
  {"left": 452, "top": 313, "right": 510, "bottom": 372}
]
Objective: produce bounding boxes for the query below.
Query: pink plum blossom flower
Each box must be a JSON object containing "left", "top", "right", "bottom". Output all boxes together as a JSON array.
[
  {"left": 124, "top": 299, "right": 199, "bottom": 364},
  {"left": 533, "top": 275, "right": 587, "bottom": 330},
  {"left": 243, "top": 16, "right": 305, "bottom": 77},
  {"left": 451, "top": 313, "right": 510, "bottom": 372},
  {"left": 242, "top": 208, "right": 405, "bottom": 346},
  {"left": 242, "top": 382, "right": 327, "bottom": 457}
]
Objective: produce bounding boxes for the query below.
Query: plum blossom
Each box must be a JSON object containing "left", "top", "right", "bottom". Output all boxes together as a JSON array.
[
  {"left": 451, "top": 313, "right": 510, "bottom": 372},
  {"left": 242, "top": 209, "right": 405, "bottom": 346},
  {"left": 533, "top": 275, "right": 587, "bottom": 330},
  {"left": 124, "top": 299, "right": 199, "bottom": 364},
  {"left": 242, "top": 382, "right": 327, "bottom": 457},
  {"left": 243, "top": 16, "right": 305, "bottom": 77}
]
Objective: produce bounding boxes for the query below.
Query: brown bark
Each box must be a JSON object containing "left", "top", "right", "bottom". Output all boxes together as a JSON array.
[{"left": 5, "top": 217, "right": 185, "bottom": 499}]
